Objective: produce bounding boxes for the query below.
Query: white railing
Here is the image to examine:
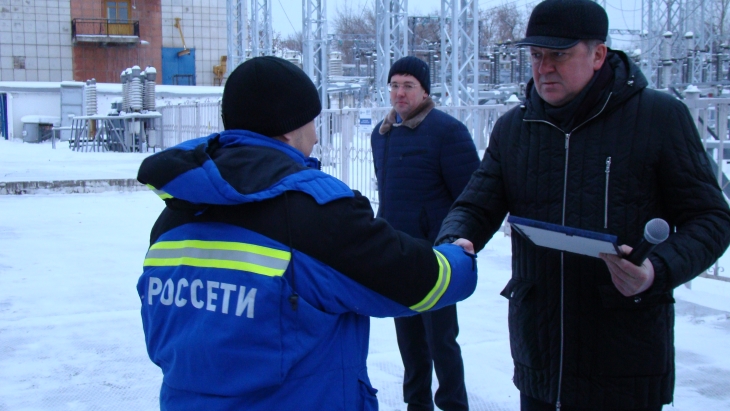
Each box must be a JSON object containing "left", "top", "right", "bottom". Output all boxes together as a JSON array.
[
  {"left": 157, "top": 102, "right": 512, "bottom": 205},
  {"left": 158, "top": 100, "right": 223, "bottom": 148},
  {"left": 156, "top": 96, "right": 730, "bottom": 281},
  {"left": 683, "top": 91, "right": 730, "bottom": 281}
]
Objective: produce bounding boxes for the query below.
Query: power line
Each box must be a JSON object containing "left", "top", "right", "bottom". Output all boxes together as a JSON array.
[{"left": 277, "top": 0, "right": 298, "bottom": 35}]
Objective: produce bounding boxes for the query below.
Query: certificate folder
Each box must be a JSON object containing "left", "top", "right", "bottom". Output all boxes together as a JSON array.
[{"left": 507, "top": 215, "right": 621, "bottom": 258}]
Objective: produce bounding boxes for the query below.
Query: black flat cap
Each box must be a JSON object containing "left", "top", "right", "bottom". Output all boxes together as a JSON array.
[{"left": 516, "top": 0, "right": 608, "bottom": 50}]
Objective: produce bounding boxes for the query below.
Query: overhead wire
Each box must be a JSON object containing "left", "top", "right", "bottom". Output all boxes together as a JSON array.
[{"left": 277, "top": 0, "right": 298, "bottom": 35}]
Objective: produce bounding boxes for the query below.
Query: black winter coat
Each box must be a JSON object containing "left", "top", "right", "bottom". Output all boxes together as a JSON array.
[{"left": 437, "top": 50, "right": 730, "bottom": 409}]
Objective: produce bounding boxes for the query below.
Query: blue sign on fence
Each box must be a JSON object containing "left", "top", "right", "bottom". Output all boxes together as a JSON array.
[{"left": 359, "top": 108, "right": 372, "bottom": 129}]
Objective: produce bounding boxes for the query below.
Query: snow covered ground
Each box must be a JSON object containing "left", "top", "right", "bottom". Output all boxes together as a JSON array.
[{"left": 1, "top": 138, "right": 729, "bottom": 411}]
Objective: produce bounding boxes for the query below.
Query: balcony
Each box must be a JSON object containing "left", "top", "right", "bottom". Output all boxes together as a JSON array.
[{"left": 72, "top": 18, "right": 140, "bottom": 45}]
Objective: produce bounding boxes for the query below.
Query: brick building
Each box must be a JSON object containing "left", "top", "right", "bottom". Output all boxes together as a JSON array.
[{"left": 0, "top": 0, "right": 228, "bottom": 86}]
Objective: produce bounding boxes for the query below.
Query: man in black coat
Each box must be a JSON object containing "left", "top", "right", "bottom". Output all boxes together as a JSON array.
[
  {"left": 371, "top": 56, "right": 480, "bottom": 411},
  {"left": 436, "top": 1, "right": 730, "bottom": 410}
]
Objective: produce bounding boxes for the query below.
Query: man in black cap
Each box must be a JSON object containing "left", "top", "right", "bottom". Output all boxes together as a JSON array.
[
  {"left": 136, "top": 56, "right": 478, "bottom": 410},
  {"left": 436, "top": 0, "right": 730, "bottom": 410},
  {"left": 371, "top": 56, "right": 480, "bottom": 411}
]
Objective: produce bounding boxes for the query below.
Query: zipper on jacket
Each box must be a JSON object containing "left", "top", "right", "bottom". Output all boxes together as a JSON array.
[
  {"left": 557, "top": 253, "right": 565, "bottom": 411},
  {"left": 556, "top": 133, "right": 570, "bottom": 411},
  {"left": 604, "top": 156, "right": 612, "bottom": 229},
  {"left": 561, "top": 133, "right": 570, "bottom": 224},
  {"left": 523, "top": 93, "right": 613, "bottom": 411}
]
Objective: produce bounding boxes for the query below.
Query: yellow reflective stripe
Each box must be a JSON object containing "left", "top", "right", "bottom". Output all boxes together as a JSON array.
[
  {"left": 409, "top": 250, "right": 452, "bottom": 312},
  {"left": 144, "top": 240, "right": 291, "bottom": 277},
  {"left": 146, "top": 184, "right": 172, "bottom": 200}
]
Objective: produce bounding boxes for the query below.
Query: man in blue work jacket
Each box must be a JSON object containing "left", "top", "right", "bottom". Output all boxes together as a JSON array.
[{"left": 136, "top": 56, "right": 478, "bottom": 411}]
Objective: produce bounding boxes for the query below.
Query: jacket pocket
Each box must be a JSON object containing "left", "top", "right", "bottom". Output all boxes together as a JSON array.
[
  {"left": 501, "top": 278, "right": 545, "bottom": 369},
  {"left": 357, "top": 368, "right": 378, "bottom": 411},
  {"left": 598, "top": 284, "right": 675, "bottom": 309},
  {"left": 596, "top": 285, "right": 674, "bottom": 376}
]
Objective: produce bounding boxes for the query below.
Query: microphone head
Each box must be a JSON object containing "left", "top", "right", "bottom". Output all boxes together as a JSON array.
[{"left": 644, "top": 218, "right": 670, "bottom": 244}]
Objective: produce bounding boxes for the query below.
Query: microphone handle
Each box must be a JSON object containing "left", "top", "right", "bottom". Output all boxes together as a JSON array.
[{"left": 626, "top": 239, "right": 655, "bottom": 266}]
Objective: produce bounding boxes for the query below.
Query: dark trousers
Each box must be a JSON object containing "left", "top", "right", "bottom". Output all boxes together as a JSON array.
[
  {"left": 520, "top": 393, "right": 664, "bottom": 411},
  {"left": 394, "top": 304, "right": 468, "bottom": 411}
]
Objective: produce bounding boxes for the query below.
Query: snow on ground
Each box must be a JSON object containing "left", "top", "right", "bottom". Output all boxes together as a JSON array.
[
  {"left": 0, "top": 139, "right": 150, "bottom": 182},
  {"left": 1, "top": 138, "right": 729, "bottom": 410}
]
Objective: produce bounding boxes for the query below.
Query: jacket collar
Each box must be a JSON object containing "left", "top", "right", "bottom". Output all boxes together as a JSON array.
[
  {"left": 378, "top": 97, "right": 436, "bottom": 134},
  {"left": 523, "top": 49, "right": 646, "bottom": 129},
  {"left": 214, "top": 130, "right": 321, "bottom": 169},
  {"left": 139, "top": 129, "right": 339, "bottom": 207}
]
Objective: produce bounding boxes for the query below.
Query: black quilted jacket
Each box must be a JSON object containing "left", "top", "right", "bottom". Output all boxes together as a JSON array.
[{"left": 437, "top": 50, "right": 730, "bottom": 409}]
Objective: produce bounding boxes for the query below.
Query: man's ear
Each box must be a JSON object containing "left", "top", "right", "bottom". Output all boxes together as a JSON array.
[
  {"left": 278, "top": 131, "right": 294, "bottom": 143},
  {"left": 272, "top": 131, "right": 293, "bottom": 146},
  {"left": 593, "top": 43, "right": 608, "bottom": 71}
]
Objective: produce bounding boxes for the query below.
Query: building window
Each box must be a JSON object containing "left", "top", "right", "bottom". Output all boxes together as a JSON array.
[
  {"left": 106, "top": 1, "right": 130, "bottom": 22},
  {"left": 13, "top": 56, "right": 25, "bottom": 69}
]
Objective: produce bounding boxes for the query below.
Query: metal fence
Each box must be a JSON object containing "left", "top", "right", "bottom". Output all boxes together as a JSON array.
[
  {"left": 158, "top": 102, "right": 512, "bottom": 204},
  {"left": 157, "top": 95, "right": 730, "bottom": 282},
  {"left": 681, "top": 91, "right": 730, "bottom": 282},
  {"left": 158, "top": 100, "right": 223, "bottom": 148}
]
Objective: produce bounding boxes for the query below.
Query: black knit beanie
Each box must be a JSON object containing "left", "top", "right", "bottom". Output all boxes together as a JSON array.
[
  {"left": 221, "top": 56, "right": 322, "bottom": 137},
  {"left": 388, "top": 56, "right": 430, "bottom": 95}
]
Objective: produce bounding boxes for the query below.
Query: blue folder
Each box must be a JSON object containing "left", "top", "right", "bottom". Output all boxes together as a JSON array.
[{"left": 507, "top": 215, "right": 621, "bottom": 258}]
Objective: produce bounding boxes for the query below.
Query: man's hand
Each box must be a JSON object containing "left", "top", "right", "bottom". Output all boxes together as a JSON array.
[
  {"left": 453, "top": 238, "right": 475, "bottom": 254},
  {"left": 600, "top": 245, "right": 655, "bottom": 296}
]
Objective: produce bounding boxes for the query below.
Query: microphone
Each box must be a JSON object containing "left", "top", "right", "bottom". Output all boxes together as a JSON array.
[{"left": 626, "top": 218, "right": 670, "bottom": 266}]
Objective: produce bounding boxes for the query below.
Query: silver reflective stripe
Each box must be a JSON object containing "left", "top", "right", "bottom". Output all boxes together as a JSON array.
[{"left": 145, "top": 247, "right": 289, "bottom": 272}]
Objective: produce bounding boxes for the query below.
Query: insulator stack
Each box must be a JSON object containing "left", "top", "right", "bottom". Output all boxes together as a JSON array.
[
  {"left": 129, "top": 65, "right": 144, "bottom": 112},
  {"left": 144, "top": 66, "right": 157, "bottom": 111},
  {"left": 85, "top": 78, "right": 97, "bottom": 115},
  {"left": 121, "top": 69, "right": 130, "bottom": 113}
]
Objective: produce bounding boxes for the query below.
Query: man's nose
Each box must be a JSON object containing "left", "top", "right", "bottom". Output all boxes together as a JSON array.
[{"left": 537, "top": 57, "right": 554, "bottom": 74}]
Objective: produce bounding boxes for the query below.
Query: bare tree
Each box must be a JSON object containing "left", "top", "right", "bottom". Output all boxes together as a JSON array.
[
  {"left": 279, "top": 31, "right": 304, "bottom": 54},
  {"left": 410, "top": 15, "right": 441, "bottom": 53},
  {"left": 480, "top": 2, "right": 527, "bottom": 45},
  {"left": 479, "top": 8, "right": 499, "bottom": 50},
  {"left": 327, "top": 1, "right": 528, "bottom": 65},
  {"left": 331, "top": 3, "right": 376, "bottom": 63},
  {"left": 714, "top": 0, "right": 730, "bottom": 43}
]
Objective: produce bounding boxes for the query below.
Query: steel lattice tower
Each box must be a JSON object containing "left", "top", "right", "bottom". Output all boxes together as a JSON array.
[
  {"left": 683, "top": 0, "right": 715, "bottom": 83},
  {"left": 439, "top": 0, "right": 479, "bottom": 106},
  {"left": 302, "top": 0, "right": 329, "bottom": 107},
  {"left": 225, "top": 0, "right": 274, "bottom": 73},
  {"left": 250, "top": 0, "right": 274, "bottom": 57},
  {"left": 641, "top": 0, "right": 686, "bottom": 87},
  {"left": 226, "top": 0, "right": 249, "bottom": 73},
  {"left": 375, "top": 0, "right": 408, "bottom": 105}
]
